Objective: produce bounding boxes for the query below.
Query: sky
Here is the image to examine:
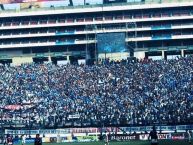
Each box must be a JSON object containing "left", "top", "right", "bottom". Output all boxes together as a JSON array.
[
  {"left": 3, "top": 0, "right": 104, "bottom": 9},
  {"left": 3, "top": 0, "right": 140, "bottom": 9}
]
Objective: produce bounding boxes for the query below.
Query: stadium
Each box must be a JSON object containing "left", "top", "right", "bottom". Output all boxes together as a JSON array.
[{"left": 0, "top": 0, "right": 192, "bottom": 145}]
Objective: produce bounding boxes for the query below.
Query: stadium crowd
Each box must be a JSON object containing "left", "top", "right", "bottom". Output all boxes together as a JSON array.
[{"left": 0, "top": 56, "right": 192, "bottom": 128}]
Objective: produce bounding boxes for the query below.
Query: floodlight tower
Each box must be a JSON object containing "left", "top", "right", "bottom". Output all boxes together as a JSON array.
[
  {"left": 0, "top": 4, "right": 4, "bottom": 10},
  {"left": 126, "top": 22, "right": 137, "bottom": 57},
  {"left": 69, "top": 0, "right": 73, "bottom": 6}
]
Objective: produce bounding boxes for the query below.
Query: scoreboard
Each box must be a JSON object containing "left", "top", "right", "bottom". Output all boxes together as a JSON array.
[{"left": 97, "top": 32, "right": 126, "bottom": 53}]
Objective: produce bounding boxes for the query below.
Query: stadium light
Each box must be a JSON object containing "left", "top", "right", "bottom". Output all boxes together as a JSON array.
[
  {"left": 69, "top": 0, "right": 73, "bottom": 6},
  {"left": 126, "top": 22, "right": 137, "bottom": 57},
  {"left": 85, "top": 25, "right": 89, "bottom": 62},
  {"left": 93, "top": 25, "right": 98, "bottom": 63},
  {"left": 85, "top": 24, "right": 98, "bottom": 63}
]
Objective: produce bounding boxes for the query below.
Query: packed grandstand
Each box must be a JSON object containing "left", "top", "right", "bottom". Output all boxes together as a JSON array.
[
  {"left": 0, "top": 0, "right": 193, "bottom": 65},
  {"left": 0, "top": 0, "right": 193, "bottom": 144},
  {"left": 0, "top": 56, "right": 192, "bottom": 128}
]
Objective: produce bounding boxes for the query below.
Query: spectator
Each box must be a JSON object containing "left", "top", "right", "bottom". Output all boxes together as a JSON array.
[
  {"left": 0, "top": 56, "right": 192, "bottom": 128},
  {"left": 34, "top": 134, "right": 41, "bottom": 145}
]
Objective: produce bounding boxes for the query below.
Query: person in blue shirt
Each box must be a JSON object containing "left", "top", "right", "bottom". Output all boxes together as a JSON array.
[{"left": 34, "top": 134, "right": 42, "bottom": 145}]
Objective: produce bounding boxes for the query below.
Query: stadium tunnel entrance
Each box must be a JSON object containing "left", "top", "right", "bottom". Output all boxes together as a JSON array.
[
  {"left": 33, "top": 56, "right": 49, "bottom": 63},
  {"left": 165, "top": 50, "right": 181, "bottom": 60},
  {"left": 145, "top": 49, "right": 192, "bottom": 60},
  {"left": 69, "top": 55, "right": 85, "bottom": 65},
  {"left": 184, "top": 49, "right": 193, "bottom": 56},
  {"left": 0, "top": 59, "right": 12, "bottom": 65},
  {"left": 145, "top": 51, "right": 162, "bottom": 60},
  {"left": 51, "top": 56, "right": 67, "bottom": 65}
]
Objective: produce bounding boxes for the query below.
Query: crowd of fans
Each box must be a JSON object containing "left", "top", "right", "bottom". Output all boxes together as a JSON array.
[{"left": 0, "top": 56, "right": 192, "bottom": 128}]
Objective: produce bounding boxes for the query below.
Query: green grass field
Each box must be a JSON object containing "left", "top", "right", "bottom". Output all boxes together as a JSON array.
[{"left": 29, "top": 140, "right": 191, "bottom": 145}]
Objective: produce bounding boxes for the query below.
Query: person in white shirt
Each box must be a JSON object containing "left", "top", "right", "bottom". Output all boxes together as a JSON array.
[
  {"left": 187, "top": 130, "right": 192, "bottom": 145},
  {"left": 21, "top": 135, "right": 26, "bottom": 145},
  {"left": 104, "top": 132, "right": 109, "bottom": 145}
]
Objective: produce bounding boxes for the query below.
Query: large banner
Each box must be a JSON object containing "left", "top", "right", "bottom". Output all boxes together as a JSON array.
[
  {"left": 110, "top": 134, "right": 139, "bottom": 141},
  {"left": 61, "top": 136, "right": 97, "bottom": 143},
  {"left": 139, "top": 133, "right": 171, "bottom": 140},
  {"left": 171, "top": 133, "right": 185, "bottom": 140},
  {"left": 4, "top": 105, "right": 22, "bottom": 110},
  {"left": 76, "top": 136, "right": 98, "bottom": 142},
  {"left": 13, "top": 138, "right": 36, "bottom": 144}
]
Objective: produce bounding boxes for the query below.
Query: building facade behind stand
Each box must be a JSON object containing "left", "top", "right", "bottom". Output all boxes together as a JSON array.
[{"left": 0, "top": 0, "right": 193, "bottom": 65}]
